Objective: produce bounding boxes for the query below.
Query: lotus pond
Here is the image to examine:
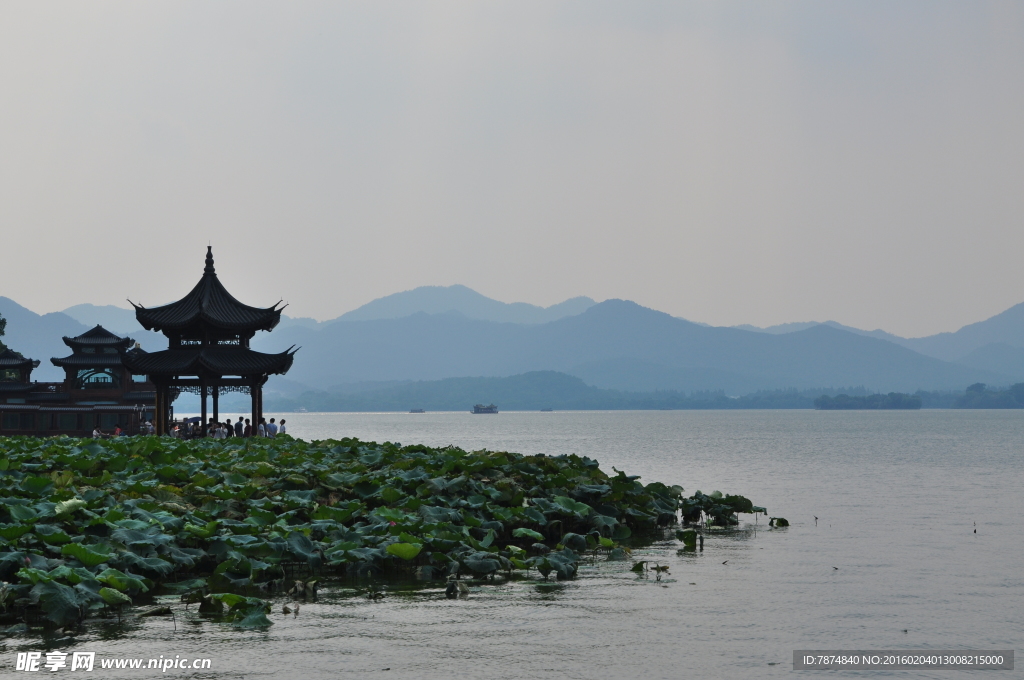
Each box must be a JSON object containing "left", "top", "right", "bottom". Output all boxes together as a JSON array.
[{"left": 0, "top": 435, "right": 760, "bottom": 632}]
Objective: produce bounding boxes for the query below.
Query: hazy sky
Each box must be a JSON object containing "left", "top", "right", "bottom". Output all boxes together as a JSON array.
[{"left": 1, "top": 2, "right": 1021, "bottom": 337}]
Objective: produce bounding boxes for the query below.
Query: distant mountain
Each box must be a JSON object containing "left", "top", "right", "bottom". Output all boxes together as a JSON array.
[
  {"left": 252, "top": 299, "right": 1005, "bottom": 393},
  {"left": 900, "top": 302, "right": 1024, "bottom": 362},
  {"left": 61, "top": 304, "right": 140, "bottom": 334},
  {"left": 954, "top": 343, "right": 1024, "bottom": 380},
  {"left": 734, "top": 320, "right": 906, "bottom": 344},
  {"left": 735, "top": 304, "right": 1024, "bottom": 373},
  {"left": 336, "top": 285, "right": 595, "bottom": 324},
  {"left": 0, "top": 298, "right": 91, "bottom": 381}
]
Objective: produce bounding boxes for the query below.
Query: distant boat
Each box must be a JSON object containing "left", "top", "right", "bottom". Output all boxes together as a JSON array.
[
  {"left": 472, "top": 404, "right": 498, "bottom": 414},
  {"left": 295, "top": 407, "right": 308, "bottom": 413},
  {"left": 540, "top": 408, "right": 553, "bottom": 412},
  {"left": 409, "top": 409, "right": 425, "bottom": 413}
]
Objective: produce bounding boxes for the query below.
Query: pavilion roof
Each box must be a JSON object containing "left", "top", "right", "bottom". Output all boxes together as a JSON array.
[
  {"left": 62, "top": 325, "right": 133, "bottom": 349},
  {"left": 0, "top": 348, "right": 40, "bottom": 370},
  {"left": 122, "top": 345, "right": 296, "bottom": 377},
  {"left": 131, "top": 247, "right": 283, "bottom": 334},
  {"left": 51, "top": 354, "right": 127, "bottom": 369}
]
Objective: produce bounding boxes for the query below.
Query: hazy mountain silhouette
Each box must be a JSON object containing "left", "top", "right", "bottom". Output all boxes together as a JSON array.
[
  {"left": 735, "top": 303, "right": 1024, "bottom": 373},
  {"left": 954, "top": 343, "right": 1024, "bottom": 380},
  {"left": 336, "top": 285, "right": 595, "bottom": 324},
  {"left": 900, "top": 302, "right": 1024, "bottom": 361},
  {"left": 0, "top": 298, "right": 91, "bottom": 381},
  {"left": 735, "top": 320, "right": 905, "bottom": 344},
  {"left": 253, "top": 299, "right": 1005, "bottom": 393},
  {"left": 5, "top": 289, "right": 1019, "bottom": 398}
]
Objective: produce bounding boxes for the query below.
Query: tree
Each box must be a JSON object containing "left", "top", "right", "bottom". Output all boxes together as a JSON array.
[{"left": 0, "top": 311, "right": 6, "bottom": 351}]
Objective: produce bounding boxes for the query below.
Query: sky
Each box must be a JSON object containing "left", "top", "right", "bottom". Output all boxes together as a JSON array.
[{"left": 0, "top": 2, "right": 1021, "bottom": 338}]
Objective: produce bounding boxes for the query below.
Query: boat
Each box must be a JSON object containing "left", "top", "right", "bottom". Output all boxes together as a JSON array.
[
  {"left": 409, "top": 409, "right": 425, "bottom": 413},
  {"left": 540, "top": 408, "right": 553, "bottom": 412},
  {"left": 295, "top": 407, "right": 308, "bottom": 413},
  {"left": 472, "top": 404, "right": 498, "bottom": 414}
]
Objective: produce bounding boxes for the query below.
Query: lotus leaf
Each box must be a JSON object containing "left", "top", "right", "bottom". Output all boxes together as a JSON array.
[
  {"left": 512, "top": 527, "right": 544, "bottom": 541},
  {"left": 61, "top": 543, "right": 112, "bottom": 568},
  {"left": 9, "top": 505, "right": 38, "bottom": 521},
  {"left": 54, "top": 499, "right": 87, "bottom": 516},
  {"left": 386, "top": 542, "right": 422, "bottom": 560},
  {"left": 34, "top": 524, "right": 72, "bottom": 545},
  {"left": 0, "top": 524, "right": 32, "bottom": 541},
  {"left": 99, "top": 587, "right": 132, "bottom": 605},
  {"left": 31, "top": 580, "right": 82, "bottom": 627}
]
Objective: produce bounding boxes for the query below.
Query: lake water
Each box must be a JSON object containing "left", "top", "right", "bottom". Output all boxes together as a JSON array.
[{"left": 5, "top": 410, "right": 1023, "bottom": 678}]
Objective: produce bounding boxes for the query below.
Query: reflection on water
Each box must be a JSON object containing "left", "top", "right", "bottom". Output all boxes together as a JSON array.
[{"left": 4, "top": 411, "right": 1024, "bottom": 678}]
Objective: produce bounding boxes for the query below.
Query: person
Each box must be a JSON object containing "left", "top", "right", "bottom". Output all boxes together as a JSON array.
[
  {"left": 225, "top": 418, "right": 234, "bottom": 437},
  {"left": 278, "top": 419, "right": 287, "bottom": 436},
  {"left": 243, "top": 418, "right": 251, "bottom": 437},
  {"left": 114, "top": 425, "right": 124, "bottom": 437},
  {"left": 92, "top": 426, "right": 105, "bottom": 438},
  {"left": 257, "top": 418, "right": 267, "bottom": 437},
  {"left": 234, "top": 418, "right": 244, "bottom": 437},
  {"left": 146, "top": 421, "right": 155, "bottom": 435},
  {"left": 267, "top": 418, "right": 278, "bottom": 436}
]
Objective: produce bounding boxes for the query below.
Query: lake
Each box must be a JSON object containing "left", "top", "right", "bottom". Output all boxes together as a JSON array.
[{"left": 5, "top": 410, "right": 1022, "bottom": 678}]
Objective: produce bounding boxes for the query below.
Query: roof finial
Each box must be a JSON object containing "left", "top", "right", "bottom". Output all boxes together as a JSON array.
[{"left": 205, "top": 246, "right": 215, "bottom": 275}]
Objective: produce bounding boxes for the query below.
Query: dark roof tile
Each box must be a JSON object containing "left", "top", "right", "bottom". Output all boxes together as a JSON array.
[{"left": 131, "top": 248, "right": 282, "bottom": 334}]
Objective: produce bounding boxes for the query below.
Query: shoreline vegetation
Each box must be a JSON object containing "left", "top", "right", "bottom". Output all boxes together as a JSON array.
[
  {"left": 813, "top": 393, "right": 922, "bottom": 410},
  {"left": 246, "top": 372, "right": 1024, "bottom": 412},
  {"left": 0, "top": 435, "right": 762, "bottom": 632}
]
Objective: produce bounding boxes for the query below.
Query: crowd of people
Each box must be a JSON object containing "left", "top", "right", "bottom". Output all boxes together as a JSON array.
[{"left": 170, "top": 416, "right": 287, "bottom": 439}]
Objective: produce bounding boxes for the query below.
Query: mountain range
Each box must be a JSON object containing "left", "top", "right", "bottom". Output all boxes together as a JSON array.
[{"left": 3, "top": 286, "right": 1024, "bottom": 407}]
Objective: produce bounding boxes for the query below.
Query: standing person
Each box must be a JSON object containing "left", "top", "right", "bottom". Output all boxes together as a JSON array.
[
  {"left": 225, "top": 418, "right": 234, "bottom": 438},
  {"left": 267, "top": 418, "right": 278, "bottom": 436},
  {"left": 257, "top": 418, "right": 267, "bottom": 437},
  {"left": 278, "top": 419, "right": 286, "bottom": 436},
  {"left": 243, "top": 418, "right": 251, "bottom": 437},
  {"left": 234, "top": 418, "right": 244, "bottom": 437}
]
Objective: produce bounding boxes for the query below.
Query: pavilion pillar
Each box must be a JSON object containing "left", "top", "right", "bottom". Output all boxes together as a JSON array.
[
  {"left": 250, "top": 380, "right": 258, "bottom": 437},
  {"left": 212, "top": 385, "right": 219, "bottom": 425},
  {"left": 257, "top": 382, "right": 264, "bottom": 432},
  {"left": 200, "top": 379, "right": 208, "bottom": 436}
]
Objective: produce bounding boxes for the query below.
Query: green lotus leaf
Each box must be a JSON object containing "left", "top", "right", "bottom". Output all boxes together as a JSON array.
[
  {"left": 55, "top": 499, "right": 88, "bottom": 516},
  {"left": 96, "top": 568, "right": 149, "bottom": 593},
  {"left": 9, "top": 505, "right": 38, "bottom": 521},
  {"left": 21, "top": 476, "right": 54, "bottom": 497},
  {"left": 61, "top": 542, "right": 112, "bottom": 568},
  {"left": 386, "top": 542, "right": 422, "bottom": 560},
  {"left": 31, "top": 580, "right": 81, "bottom": 627},
  {"left": 99, "top": 587, "right": 132, "bottom": 605},
  {"left": 512, "top": 527, "right": 544, "bottom": 541},
  {"left": 0, "top": 523, "right": 32, "bottom": 541},
  {"left": 34, "top": 524, "right": 72, "bottom": 544}
]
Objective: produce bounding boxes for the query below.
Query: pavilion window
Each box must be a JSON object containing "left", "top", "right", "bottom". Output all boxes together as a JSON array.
[
  {"left": 1, "top": 369, "right": 18, "bottom": 381},
  {"left": 1, "top": 413, "right": 18, "bottom": 430},
  {"left": 74, "top": 368, "right": 122, "bottom": 389},
  {"left": 58, "top": 413, "right": 77, "bottom": 430}
]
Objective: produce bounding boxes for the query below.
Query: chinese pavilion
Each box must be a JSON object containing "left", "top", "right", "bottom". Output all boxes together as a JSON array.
[
  {"left": 0, "top": 333, "right": 151, "bottom": 436},
  {"left": 123, "top": 247, "right": 296, "bottom": 435},
  {"left": 0, "top": 348, "right": 40, "bottom": 399},
  {"left": 51, "top": 325, "right": 137, "bottom": 389}
]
